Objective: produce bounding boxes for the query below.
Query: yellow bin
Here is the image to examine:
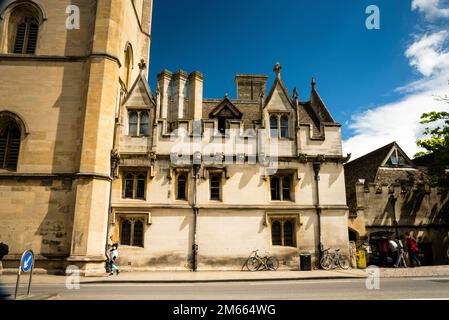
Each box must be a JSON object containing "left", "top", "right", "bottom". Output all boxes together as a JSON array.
[{"left": 356, "top": 249, "right": 367, "bottom": 269}]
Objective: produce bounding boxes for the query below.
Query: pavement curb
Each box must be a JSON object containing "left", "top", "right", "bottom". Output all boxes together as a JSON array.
[{"left": 81, "top": 275, "right": 367, "bottom": 284}]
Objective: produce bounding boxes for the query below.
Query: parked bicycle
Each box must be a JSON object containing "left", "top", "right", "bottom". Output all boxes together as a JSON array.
[
  {"left": 320, "top": 248, "right": 350, "bottom": 270},
  {"left": 243, "top": 250, "right": 279, "bottom": 271}
]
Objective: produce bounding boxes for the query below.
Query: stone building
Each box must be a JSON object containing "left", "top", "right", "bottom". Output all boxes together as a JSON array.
[
  {"left": 0, "top": 0, "right": 350, "bottom": 274},
  {"left": 0, "top": 0, "right": 153, "bottom": 275},
  {"left": 345, "top": 142, "right": 449, "bottom": 265}
]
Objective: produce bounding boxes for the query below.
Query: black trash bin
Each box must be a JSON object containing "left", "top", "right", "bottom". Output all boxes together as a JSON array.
[{"left": 300, "top": 253, "right": 312, "bottom": 271}]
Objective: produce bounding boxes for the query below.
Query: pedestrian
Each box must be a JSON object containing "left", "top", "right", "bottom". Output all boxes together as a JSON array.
[
  {"left": 388, "top": 236, "right": 399, "bottom": 267},
  {"left": 0, "top": 242, "right": 9, "bottom": 276},
  {"left": 108, "top": 243, "right": 120, "bottom": 276},
  {"left": 394, "top": 236, "right": 407, "bottom": 268},
  {"left": 378, "top": 238, "right": 389, "bottom": 267},
  {"left": 405, "top": 232, "right": 421, "bottom": 267}
]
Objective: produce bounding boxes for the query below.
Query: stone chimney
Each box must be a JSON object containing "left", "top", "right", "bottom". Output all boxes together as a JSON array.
[
  {"left": 235, "top": 74, "right": 269, "bottom": 100},
  {"left": 157, "top": 70, "right": 173, "bottom": 119},
  {"left": 173, "top": 70, "right": 188, "bottom": 119},
  {"left": 188, "top": 71, "right": 204, "bottom": 120}
]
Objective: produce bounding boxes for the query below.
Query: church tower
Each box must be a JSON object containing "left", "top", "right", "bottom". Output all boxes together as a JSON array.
[{"left": 0, "top": 0, "right": 153, "bottom": 274}]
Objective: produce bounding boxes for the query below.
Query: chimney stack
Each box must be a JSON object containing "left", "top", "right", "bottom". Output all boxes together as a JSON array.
[
  {"left": 157, "top": 70, "right": 173, "bottom": 119},
  {"left": 173, "top": 70, "right": 188, "bottom": 119},
  {"left": 188, "top": 71, "right": 204, "bottom": 120}
]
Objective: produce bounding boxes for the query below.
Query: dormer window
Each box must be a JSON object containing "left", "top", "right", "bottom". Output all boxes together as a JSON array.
[
  {"left": 385, "top": 148, "right": 408, "bottom": 167},
  {"left": 128, "top": 110, "right": 150, "bottom": 137},
  {"left": 269, "top": 114, "right": 290, "bottom": 139}
]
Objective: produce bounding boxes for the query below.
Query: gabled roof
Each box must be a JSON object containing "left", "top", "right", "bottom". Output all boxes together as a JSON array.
[
  {"left": 264, "top": 74, "right": 296, "bottom": 111},
  {"left": 122, "top": 71, "right": 156, "bottom": 108},
  {"left": 309, "top": 84, "right": 335, "bottom": 123},
  {"left": 345, "top": 141, "right": 414, "bottom": 183},
  {"left": 208, "top": 96, "right": 243, "bottom": 119}
]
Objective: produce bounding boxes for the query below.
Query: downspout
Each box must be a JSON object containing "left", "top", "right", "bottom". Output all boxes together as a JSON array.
[{"left": 313, "top": 161, "right": 323, "bottom": 267}]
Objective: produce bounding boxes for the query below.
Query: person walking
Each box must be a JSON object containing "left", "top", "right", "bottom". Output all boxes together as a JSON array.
[
  {"left": 108, "top": 243, "right": 120, "bottom": 276},
  {"left": 405, "top": 233, "right": 421, "bottom": 267},
  {"left": 394, "top": 236, "right": 407, "bottom": 268},
  {"left": 388, "top": 236, "right": 399, "bottom": 267}
]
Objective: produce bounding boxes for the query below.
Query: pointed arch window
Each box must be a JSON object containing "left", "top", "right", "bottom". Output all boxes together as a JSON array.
[
  {"left": 0, "top": 120, "right": 21, "bottom": 171},
  {"left": 7, "top": 3, "right": 43, "bottom": 55}
]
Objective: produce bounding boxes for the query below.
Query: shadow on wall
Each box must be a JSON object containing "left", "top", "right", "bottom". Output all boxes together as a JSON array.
[{"left": 36, "top": 1, "right": 98, "bottom": 259}]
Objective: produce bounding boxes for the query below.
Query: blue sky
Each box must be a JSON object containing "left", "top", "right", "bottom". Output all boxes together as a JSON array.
[{"left": 149, "top": 0, "right": 449, "bottom": 159}]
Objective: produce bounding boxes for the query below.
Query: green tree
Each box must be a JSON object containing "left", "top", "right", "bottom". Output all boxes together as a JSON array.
[{"left": 416, "top": 99, "right": 449, "bottom": 186}]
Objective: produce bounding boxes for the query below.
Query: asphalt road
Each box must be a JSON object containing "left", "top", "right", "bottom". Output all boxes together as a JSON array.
[{"left": 2, "top": 277, "right": 449, "bottom": 300}]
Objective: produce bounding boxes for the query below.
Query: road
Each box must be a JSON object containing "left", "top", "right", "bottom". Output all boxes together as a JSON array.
[{"left": 2, "top": 277, "right": 449, "bottom": 300}]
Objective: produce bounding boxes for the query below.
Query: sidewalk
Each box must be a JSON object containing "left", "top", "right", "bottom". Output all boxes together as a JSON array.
[
  {"left": 1, "top": 266, "right": 449, "bottom": 285},
  {"left": 0, "top": 269, "right": 366, "bottom": 285}
]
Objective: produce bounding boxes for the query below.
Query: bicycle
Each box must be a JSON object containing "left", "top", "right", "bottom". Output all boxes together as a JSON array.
[
  {"left": 243, "top": 250, "right": 279, "bottom": 271},
  {"left": 320, "top": 248, "right": 350, "bottom": 270}
]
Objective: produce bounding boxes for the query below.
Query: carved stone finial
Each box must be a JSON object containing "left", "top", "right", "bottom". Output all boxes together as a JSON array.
[
  {"left": 138, "top": 59, "right": 147, "bottom": 71},
  {"left": 293, "top": 87, "right": 298, "bottom": 100},
  {"left": 311, "top": 77, "right": 316, "bottom": 89},
  {"left": 273, "top": 62, "right": 282, "bottom": 78}
]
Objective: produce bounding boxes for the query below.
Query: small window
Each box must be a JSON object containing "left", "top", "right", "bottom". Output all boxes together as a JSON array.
[
  {"left": 177, "top": 173, "right": 187, "bottom": 200},
  {"left": 140, "top": 112, "right": 149, "bottom": 136},
  {"left": 0, "top": 121, "right": 21, "bottom": 171},
  {"left": 271, "top": 218, "right": 296, "bottom": 247},
  {"left": 129, "top": 112, "right": 138, "bottom": 136},
  {"left": 217, "top": 117, "right": 226, "bottom": 134},
  {"left": 270, "top": 176, "right": 280, "bottom": 201},
  {"left": 123, "top": 172, "right": 147, "bottom": 199},
  {"left": 128, "top": 110, "right": 150, "bottom": 137},
  {"left": 133, "top": 220, "right": 144, "bottom": 247},
  {"left": 270, "top": 174, "right": 293, "bottom": 201},
  {"left": 119, "top": 217, "right": 145, "bottom": 247},
  {"left": 124, "top": 45, "right": 133, "bottom": 88},
  {"left": 270, "top": 115, "right": 278, "bottom": 138},
  {"left": 271, "top": 220, "right": 282, "bottom": 246},
  {"left": 280, "top": 116, "right": 289, "bottom": 138},
  {"left": 120, "top": 220, "right": 132, "bottom": 246},
  {"left": 210, "top": 173, "right": 222, "bottom": 201}
]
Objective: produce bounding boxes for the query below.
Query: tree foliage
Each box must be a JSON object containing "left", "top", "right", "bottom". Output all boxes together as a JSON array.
[{"left": 416, "top": 98, "right": 449, "bottom": 186}]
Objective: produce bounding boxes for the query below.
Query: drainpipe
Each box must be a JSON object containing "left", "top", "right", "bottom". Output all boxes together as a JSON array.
[
  {"left": 313, "top": 161, "right": 323, "bottom": 267},
  {"left": 191, "top": 151, "right": 202, "bottom": 272}
]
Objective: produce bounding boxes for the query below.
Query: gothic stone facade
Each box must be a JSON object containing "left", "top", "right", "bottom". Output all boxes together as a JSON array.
[
  {"left": 345, "top": 142, "right": 449, "bottom": 265},
  {"left": 0, "top": 0, "right": 350, "bottom": 273}
]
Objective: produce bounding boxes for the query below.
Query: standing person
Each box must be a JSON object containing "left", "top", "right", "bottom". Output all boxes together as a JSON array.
[
  {"left": 378, "top": 238, "right": 389, "bottom": 267},
  {"left": 388, "top": 236, "right": 399, "bottom": 267},
  {"left": 108, "top": 243, "right": 120, "bottom": 276},
  {"left": 0, "top": 242, "right": 9, "bottom": 276},
  {"left": 405, "top": 233, "right": 421, "bottom": 267}
]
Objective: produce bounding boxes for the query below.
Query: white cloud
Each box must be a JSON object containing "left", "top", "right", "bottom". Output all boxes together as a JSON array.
[
  {"left": 405, "top": 31, "right": 449, "bottom": 77},
  {"left": 412, "top": 0, "right": 449, "bottom": 20},
  {"left": 343, "top": 30, "right": 449, "bottom": 160}
]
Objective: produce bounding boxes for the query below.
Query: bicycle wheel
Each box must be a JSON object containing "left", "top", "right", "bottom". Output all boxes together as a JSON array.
[
  {"left": 266, "top": 256, "right": 279, "bottom": 271},
  {"left": 338, "top": 255, "right": 350, "bottom": 270},
  {"left": 320, "top": 255, "right": 333, "bottom": 270},
  {"left": 246, "top": 257, "right": 260, "bottom": 272}
]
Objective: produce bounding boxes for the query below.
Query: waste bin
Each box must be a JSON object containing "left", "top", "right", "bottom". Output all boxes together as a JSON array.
[{"left": 299, "top": 253, "right": 312, "bottom": 271}]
